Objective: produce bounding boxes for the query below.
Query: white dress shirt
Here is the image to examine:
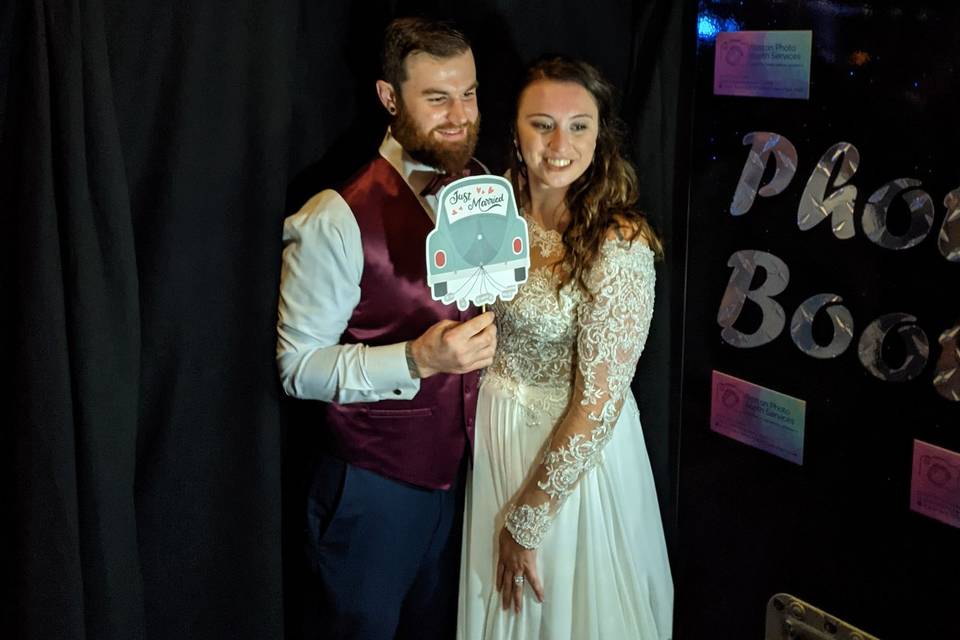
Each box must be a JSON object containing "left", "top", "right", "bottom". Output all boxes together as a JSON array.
[{"left": 276, "top": 131, "right": 451, "bottom": 404}]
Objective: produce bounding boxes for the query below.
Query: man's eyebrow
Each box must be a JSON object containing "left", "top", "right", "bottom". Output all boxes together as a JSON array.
[{"left": 420, "top": 82, "right": 479, "bottom": 96}]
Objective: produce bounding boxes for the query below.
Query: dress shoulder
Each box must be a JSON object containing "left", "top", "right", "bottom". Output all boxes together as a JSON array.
[
  {"left": 583, "top": 227, "right": 657, "bottom": 307},
  {"left": 596, "top": 228, "right": 656, "bottom": 270},
  {"left": 602, "top": 214, "right": 657, "bottom": 260}
]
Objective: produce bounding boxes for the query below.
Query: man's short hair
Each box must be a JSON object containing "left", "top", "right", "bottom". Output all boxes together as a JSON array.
[{"left": 381, "top": 17, "right": 471, "bottom": 90}]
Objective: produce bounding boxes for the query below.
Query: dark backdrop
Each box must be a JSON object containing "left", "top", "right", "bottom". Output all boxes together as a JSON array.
[
  {"left": 2, "top": 1, "right": 689, "bottom": 638},
  {"left": 678, "top": 2, "right": 960, "bottom": 638}
]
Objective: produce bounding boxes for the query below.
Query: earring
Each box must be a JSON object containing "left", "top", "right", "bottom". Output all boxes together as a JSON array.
[{"left": 388, "top": 105, "right": 397, "bottom": 115}]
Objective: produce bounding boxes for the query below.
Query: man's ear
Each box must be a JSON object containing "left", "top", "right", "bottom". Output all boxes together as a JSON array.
[{"left": 376, "top": 80, "right": 398, "bottom": 115}]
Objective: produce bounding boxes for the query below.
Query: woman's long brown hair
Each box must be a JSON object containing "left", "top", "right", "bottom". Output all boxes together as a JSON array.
[{"left": 509, "top": 56, "right": 663, "bottom": 297}]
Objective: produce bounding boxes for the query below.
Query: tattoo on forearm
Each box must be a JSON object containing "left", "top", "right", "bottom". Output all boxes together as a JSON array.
[{"left": 405, "top": 341, "right": 421, "bottom": 379}]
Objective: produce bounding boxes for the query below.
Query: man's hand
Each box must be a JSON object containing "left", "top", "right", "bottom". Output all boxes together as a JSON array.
[{"left": 409, "top": 311, "right": 497, "bottom": 378}]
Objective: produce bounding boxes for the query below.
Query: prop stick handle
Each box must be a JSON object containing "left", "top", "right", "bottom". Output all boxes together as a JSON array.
[{"left": 481, "top": 304, "right": 487, "bottom": 313}]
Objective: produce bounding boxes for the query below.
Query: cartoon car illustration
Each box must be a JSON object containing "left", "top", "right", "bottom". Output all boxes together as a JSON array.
[{"left": 426, "top": 175, "right": 530, "bottom": 310}]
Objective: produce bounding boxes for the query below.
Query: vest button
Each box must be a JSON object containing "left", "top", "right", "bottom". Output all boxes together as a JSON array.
[{"left": 393, "top": 389, "right": 402, "bottom": 395}]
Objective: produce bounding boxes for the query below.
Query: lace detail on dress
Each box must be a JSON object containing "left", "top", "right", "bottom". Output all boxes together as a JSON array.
[
  {"left": 497, "top": 236, "right": 656, "bottom": 548},
  {"left": 487, "top": 258, "right": 577, "bottom": 394},
  {"left": 504, "top": 503, "right": 552, "bottom": 549},
  {"left": 576, "top": 240, "right": 656, "bottom": 426},
  {"left": 481, "top": 371, "right": 569, "bottom": 429},
  {"left": 539, "top": 425, "right": 609, "bottom": 501},
  {"left": 528, "top": 219, "right": 564, "bottom": 257}
]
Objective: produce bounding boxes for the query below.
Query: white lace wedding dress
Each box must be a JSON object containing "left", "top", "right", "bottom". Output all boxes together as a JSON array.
[{"left": 457, "top": 220, "right": 673, "bottom": 640}]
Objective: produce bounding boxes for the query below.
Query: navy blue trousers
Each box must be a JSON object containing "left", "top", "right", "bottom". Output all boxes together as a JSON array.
[{"left": 306, "top": 453, "right": 466, "bottom": 640}]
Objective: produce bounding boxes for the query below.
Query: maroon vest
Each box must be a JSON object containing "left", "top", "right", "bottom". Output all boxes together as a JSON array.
[{"left": 321, "top": 157, "right": 482, "bottom": 489}]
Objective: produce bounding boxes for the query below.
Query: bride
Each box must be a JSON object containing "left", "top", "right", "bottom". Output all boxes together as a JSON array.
[{"left": 457, "top": 56, "right": 673, "bottom": 639}]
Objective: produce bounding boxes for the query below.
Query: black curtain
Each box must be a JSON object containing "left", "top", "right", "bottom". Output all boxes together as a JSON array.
[
  {"left": 3, "top": 0, "right": 145, "bottom": 636},
  {"left": 2, "top": 1, "right": 689, "bottom": 638}
]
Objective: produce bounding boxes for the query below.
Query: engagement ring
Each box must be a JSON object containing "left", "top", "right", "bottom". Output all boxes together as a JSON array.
[{"left": 513, "top": 575, "right": 525, "bottom": 586}]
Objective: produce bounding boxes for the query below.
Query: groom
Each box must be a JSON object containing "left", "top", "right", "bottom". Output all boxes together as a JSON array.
[{"left": 276, "top": 17, "right": 493, "bottom": 640}]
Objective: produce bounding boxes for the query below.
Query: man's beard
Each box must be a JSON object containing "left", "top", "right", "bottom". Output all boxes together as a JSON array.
[{"left": 391, "top": 103, "right": 480, "bottom": 174}]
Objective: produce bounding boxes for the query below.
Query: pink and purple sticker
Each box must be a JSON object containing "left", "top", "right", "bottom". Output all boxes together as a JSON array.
[
  {"left": 911, "top": 440, "right": 960, "bottom": 529},
  {"left": 710, "top": 370, "right": 806, "bottom": 465},
  {"left": 714, "top": 30, "right": 812, "bottom": 100}
]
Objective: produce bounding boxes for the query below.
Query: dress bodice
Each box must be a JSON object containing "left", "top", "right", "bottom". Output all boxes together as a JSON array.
[
  {"left": 488, "top": 223, "right": 577, "bottom": 392},
  {"left": 488, "top": 219, "right": 656, "bottom": 397}
]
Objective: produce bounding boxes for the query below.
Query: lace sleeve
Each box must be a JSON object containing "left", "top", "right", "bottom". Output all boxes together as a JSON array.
[{"left": 504, "top": 237, "right": 656, "bottom": 549}]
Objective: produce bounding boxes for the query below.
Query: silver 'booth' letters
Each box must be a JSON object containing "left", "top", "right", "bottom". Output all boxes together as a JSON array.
[{"left": 717, "top": 250, "right": 790, "bottom": 348}]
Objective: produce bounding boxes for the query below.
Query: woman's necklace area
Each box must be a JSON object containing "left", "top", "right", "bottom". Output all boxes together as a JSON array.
[
  {"left": 526, "top": 216, "right": 563, "bottom": 258},
  {"left": 521, "top": 204, "right": 567, "bottom": 258}
]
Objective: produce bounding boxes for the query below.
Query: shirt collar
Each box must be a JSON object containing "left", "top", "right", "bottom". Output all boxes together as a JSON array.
[
  {"left": 378, "top": 128, "right": 441, "bottom": 219},
  {"left": 378, "top": 129, "right": 440, "bottom": 187}
]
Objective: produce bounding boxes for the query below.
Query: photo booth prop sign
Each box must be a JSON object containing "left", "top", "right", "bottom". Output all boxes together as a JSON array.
[{"left": 426, "top": 175, "right": 530, "bottom": 310}]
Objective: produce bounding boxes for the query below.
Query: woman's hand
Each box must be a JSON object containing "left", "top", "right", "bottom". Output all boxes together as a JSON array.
[{"left": 496, "top": 527, "right": 545, "bottom": 613}]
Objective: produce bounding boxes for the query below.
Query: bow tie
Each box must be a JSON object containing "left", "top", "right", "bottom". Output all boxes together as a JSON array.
[{"left": 419, "top": 168, "right": 472, "bottom": 197}]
